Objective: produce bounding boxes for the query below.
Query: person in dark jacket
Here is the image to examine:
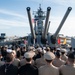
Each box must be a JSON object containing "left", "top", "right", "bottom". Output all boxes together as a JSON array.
[
  {"left": 0, "top": 49, "right": 18, "bottom": 75},
  {"left": 18, "top": 51, "right": 38, "bottom": 75}
]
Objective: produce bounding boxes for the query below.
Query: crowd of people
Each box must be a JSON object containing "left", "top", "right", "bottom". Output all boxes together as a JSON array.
[{"left": 0, "top": 43, "right": 75, "bottom": 75}]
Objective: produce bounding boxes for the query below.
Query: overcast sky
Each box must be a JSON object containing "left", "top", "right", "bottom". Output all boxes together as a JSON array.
[{"left": 0, "top": 0, "right": 75, "bottom": 37}]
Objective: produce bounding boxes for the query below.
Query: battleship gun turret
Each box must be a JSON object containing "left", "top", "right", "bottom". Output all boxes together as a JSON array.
[
  {"left": 26, "top": 6, "right": 72, "bottom": 47},
  {"left": 50, "top": 7, "right": 72, "bottom": 46},
  {"left": 26, "top": 7, "right": 36, "bottom": 39},
  {"left": 42, "top": 7, "right": 51, "bottom": 39},
  {"left": 26, "top": 7, "right": 36, "bottom": 45}
]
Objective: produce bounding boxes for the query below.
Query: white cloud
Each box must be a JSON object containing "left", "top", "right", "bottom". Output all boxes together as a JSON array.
[
  {"left": 0, "top": 19, "right": 29, "bottom": 27},
  {"left": 49, "top": 16, "right": 75, "bottom": 36},
  {"left": 0, "top": 9, "right": 26, "bottom": 19},
  {"left": 0, "top": 26, "right": 10, "bottom": 29},
  {"left": 0, "top": 9, "right": 33, "bottom": 28},
  {"left": 28, "top": 0, "right": 75, "bottom": 7},
  {"left": 44, "top": 0, "right": 75, "bottom": 4}
]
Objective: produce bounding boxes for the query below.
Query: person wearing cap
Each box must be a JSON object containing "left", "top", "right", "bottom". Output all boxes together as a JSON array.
[
  {"left": 18, "top": 52, "right": 38, "bottom": 75},
  {"left": 59, "top": 52, "right": 75, "bottom": 75},
  {"left": 61, "top": 48, "right": 68, "bottom": 62},
  {"left": 0, "top": 51, "right": 18, "bottom": 75},
  {"left": 5, "top": 49, "right": 20, "bottom": 67},
  {"left": 39, "top": 52, "right": 59, "bottom": 75},
  {"left": 34, "top": 49, "right": 47, "bottom": 68},
  {"left": 56, "top": 48, "right": 61, "bottom": 52},
  {"left": 33, "top": 47, "right": 43, "bottom": 60},
  {"left": 52, "top": 52, "right": 65, "bottom": 67},
  {"left": 20, "top": 51, "right": 35, "bottom": 67}
]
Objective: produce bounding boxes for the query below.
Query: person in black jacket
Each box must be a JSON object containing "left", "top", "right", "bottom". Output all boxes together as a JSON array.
[
  {"left": 18, "top": 51, "right": 38, "bottom": 75},
  {"left": 0, "top": 49, "right": 18, "bottom": 75}
]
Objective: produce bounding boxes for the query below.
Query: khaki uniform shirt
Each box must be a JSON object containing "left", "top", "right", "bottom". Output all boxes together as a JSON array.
[
  {"left": 61, "top": 55, "right": 68, "bottom": 62},
  {"left": 59, "top": 64, "right": 75, "bottom": 75},
  {"left": 52, "top": 58, "right": 65, "bottom": 67},
  {"left": 39, "top": 64, "right": 59, "bottom": 75},
  {"left": 35, "top": 56, "right": 47, "bottom": 68},
  {"left": 12, "top": 58, "right": 20, "bottom": 67}
]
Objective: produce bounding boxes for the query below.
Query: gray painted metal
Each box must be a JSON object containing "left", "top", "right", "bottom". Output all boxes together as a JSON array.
[
  {"left": 53, "top": 7, "right": 72, "bottom": 38},
  {"left": 43, "top": 7, "right": 51, "bottom": 39},
  {"left": 26, "top": 7, "right": 36, "bottom": 39}
]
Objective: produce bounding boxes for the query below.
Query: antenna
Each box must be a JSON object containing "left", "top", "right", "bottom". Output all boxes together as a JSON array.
[{"left": 39, "top": 4, "right": 41, "bottom": 9}]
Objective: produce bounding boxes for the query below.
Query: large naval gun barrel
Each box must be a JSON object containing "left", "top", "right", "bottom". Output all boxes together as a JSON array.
[
  {"left": 47, "top": 21, "right": 51, "bottom": 34},
  {"left": 43, "top": 7, "right": 51, "bottom": 39},
  {"left": 51, "top": 7, "right": 72, "bottom": 44},
  {"left": 26, "top": 7, "right": 36, "bottom": 39}
]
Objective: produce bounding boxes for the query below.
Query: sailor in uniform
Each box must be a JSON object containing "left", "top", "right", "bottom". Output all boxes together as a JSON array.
[
  {"left": 52, "top": 52, "right": 65, "bottom": 67},
  {"left": 35, "top": 48, "right": 47, "bottom": 68},
  {"left": 39, "top": 52, "right": 59, "bottom": 75},
  {"left": 18, "top": 51, "right": 38, "bottom": 75},
  {"left": 0, "top": 49, "right": 18, "bottom": 75},
  {"left": 60, "top": 48, "right": 68, "bottom": 62},
  {"left": 20, "top": 47, "right": 35, "bottom": 66},
  {"left": 59, "top": 52, "right": 75, "bottom": 75}
]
